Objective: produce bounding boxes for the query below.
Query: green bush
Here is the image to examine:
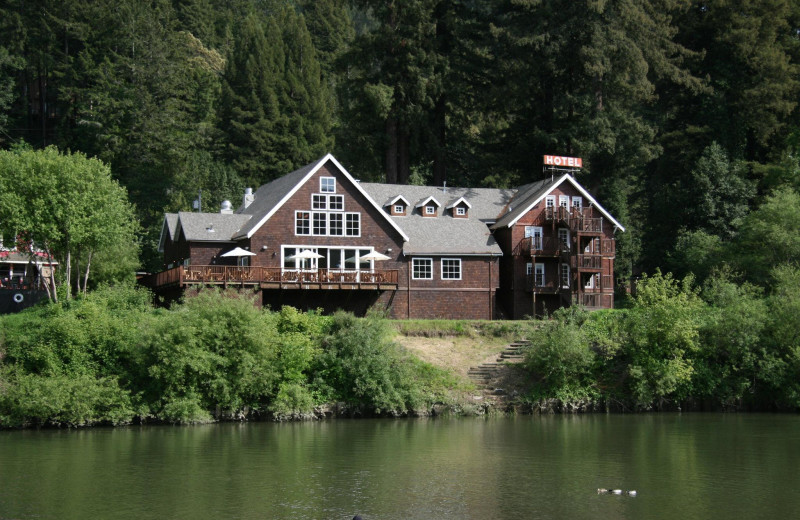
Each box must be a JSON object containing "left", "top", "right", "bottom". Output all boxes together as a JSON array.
[
  {"left": 315, "top": 312, "right": 423, "bottom": 414},
  {"left": 0, "top": 370, "right": 135, "bottom": 427}
]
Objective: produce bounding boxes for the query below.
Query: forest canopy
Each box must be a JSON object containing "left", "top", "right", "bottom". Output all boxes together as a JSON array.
[{"left": 0, "top": 0, "right": 799, "bottom": 283}]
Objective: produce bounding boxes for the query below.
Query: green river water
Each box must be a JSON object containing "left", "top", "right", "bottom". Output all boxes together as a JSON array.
[{"left": 0, "top": 414, "right": 798, "bottom": 519}]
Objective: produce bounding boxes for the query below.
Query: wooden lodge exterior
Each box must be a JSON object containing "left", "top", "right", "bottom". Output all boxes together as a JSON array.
[{"left": 142, "top": 154, "right": 623, "bottom": 319}]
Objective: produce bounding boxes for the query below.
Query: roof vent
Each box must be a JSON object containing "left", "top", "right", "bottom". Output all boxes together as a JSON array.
[
  {"left": 243, "top": 187, "right": 254, "bottom": 209},
  {"left": 220, "top": 200, "right": 233, "bottom": 214}
]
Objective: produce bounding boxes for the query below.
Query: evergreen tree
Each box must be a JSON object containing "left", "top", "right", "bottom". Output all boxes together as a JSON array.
[{"left": 218, "top": 10, "right": 333, "bottom": 186}]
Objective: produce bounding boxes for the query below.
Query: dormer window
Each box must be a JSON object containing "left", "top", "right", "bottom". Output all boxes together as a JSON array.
[
  {"left": 387, "top": 195, "right": 410, "bottom": 216},
  {"left": 446, "top": 197, "right": 471, "bottom": 218},
  {"left": 416, "top": 195, "right": 441, "bottom": 217}
]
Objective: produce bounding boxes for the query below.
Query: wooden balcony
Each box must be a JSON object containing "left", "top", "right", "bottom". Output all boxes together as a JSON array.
[
  {"left": 525, "top": 275, "right": 568, "bottom": 294},
  {"left": 141, "top": 266, "right": 400, "bottom": 291},
  {"left": 516, "top": 236, "right": 568, "bottom": 257},
  {"left": 575, "top": 254, "right": 603, "bottom": 270},
  {"left": 570, "top": 216, "right": 603, "bottom": 234},
  {"left": 573, "top": 293, "right": 613, "bottom": 309}
]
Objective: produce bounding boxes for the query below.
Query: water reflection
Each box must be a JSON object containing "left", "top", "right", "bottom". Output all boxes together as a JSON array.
[{"left": 1, "top": 414, "right": 799, "bottom": 519}]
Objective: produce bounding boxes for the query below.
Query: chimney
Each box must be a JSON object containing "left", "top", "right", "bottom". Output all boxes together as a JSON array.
[
  {"left": 243, "top": 187, "right": 254, "bottom": 209},
  {"left": 220, "top": 200, "right": 233, "bottom": 214}
]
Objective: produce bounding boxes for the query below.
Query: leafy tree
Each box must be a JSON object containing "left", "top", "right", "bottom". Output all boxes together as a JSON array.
[
  {"left": 696, "top": 270, "right": 767, "bottom": 406},
  {"left": 683, "top": 142, "right": 755, "bottom": 238},
  {"left": 729, "top": 188, "right": 800, "bottom": 286},
  {"left": 623, "top": 271, "right": 705, "bottom": 408},
  {"left": 0, "top": 146, "right": 138, "bottom": 300}
]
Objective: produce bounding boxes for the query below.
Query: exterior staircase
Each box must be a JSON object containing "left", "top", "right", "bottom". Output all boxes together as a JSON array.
[{"left": 467, "top": 340, "right": 529, "bottom": 389}]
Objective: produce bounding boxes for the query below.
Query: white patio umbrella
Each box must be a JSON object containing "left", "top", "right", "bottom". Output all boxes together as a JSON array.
[
  {"left": 359, "top": 251, "right": 391, "bottom": 262},
  {"left": 220, "top": 247, "right": 256, "bottom": 258},
  {"left": 286, "top": 249, "right": 324, "bottom": 260}
]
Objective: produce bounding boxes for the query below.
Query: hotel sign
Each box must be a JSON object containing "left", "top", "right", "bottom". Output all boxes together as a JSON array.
[{"left": 543, "top": 155, "right": 583, "bottom": 168}]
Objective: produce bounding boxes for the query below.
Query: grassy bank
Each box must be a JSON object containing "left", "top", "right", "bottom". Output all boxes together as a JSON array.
[{"left": 3, "top": 268, "right": 799, "bottom": 428}]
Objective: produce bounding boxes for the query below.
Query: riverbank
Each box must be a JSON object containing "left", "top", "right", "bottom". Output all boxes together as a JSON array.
[{"left": 3, "top": 269, "right": 800, "bottom": 429}]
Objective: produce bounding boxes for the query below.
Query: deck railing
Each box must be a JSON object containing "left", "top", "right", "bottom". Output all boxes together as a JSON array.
[{"left": 142, "top": 265, "right": 400, "bottom": 289}]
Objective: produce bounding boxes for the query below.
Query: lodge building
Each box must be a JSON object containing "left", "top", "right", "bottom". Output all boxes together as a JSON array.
[{"left": 144, "top": 154, "right": 624, "bottom": 319}]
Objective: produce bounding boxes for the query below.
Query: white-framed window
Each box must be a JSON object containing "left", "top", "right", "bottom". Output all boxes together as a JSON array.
[
  {"left": 295, "top": 211, "right": 310, "bottom": 235},
  {"left": 572, "top": 196, "right": 583, "bottom": 210},
  {"left": 329, "top": 195, "right": 344, "bottom": 211},
  {"left": 585, "top": 273, "right": 599, "bottom": 290},
  {"left": 560, "top": 263, "right": 570, "bottom": 288},
  {"left": 320, "top": 177, "right": 336, "bottom": 193},
  {"left": 545, "top": 195, "right": 555, "bottom": 208},
  {"left": 313, "top": 212, "right": 327, "bottom": 235},
  {"left": 394, "top": 204, "right": 405, "bottom": 214},
  {"left": 558, "top": 228, "right": 570, "bottom": 250},
  {"left": 412, "top": 258, "right": 433, "bottom": 279},
  {"left": 441, "top": 258, "right": 461, "bottom": 280},
  {"left": 425, "top": 206, "right": 436, "bottom": 215},
  {"left": 312, "top": 194, "right": 327, "bottom": 210},
  {"left": 559, "top": 195, "right": 569, "bottom": 208},
  {"left": 526, "top": 262, "right": 533, "bottom": 276},
  {"left": 525, "top": 226, "right": 543, "bottom": 249},
  {"left": 345, "top": 213, "right": 360, "bottom": 236},
  {"left": 535, "top": 263, "right": 545, "bottom": 287},
  {"left": 329, "top": 213, "right": 343, "bottom": 236},
  {"left": 456, "top": 207, "right": 466, "bottom": 216}
]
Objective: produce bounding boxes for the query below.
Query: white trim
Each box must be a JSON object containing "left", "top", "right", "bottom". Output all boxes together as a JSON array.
[
  {"left": 425, "top": 206, "right": 436, "bottom": 215},
  {"left": 560, "top": 263, "right": 570, "bottom": 289},
  {"left": 412, "top": 257, "right": 434, "bottom": 280},
  {"left": 502, "top": 174, "right": 626, "bottom": 232},
  {"left": 415, "top": 195, "right": 441, "bottom": 208},
  {"left": 320, "top": 176, "right": 336, "bottom": 193},
  {"left": 534, "top": 263, "right": 545, "bottom": 287},
  {"left": 393, "top": 204, "right": 405, "bottom": 215},
  {"left": 441, "top": 258, "right": 462, "bottom": 280},
  {"left": 455, "top": 206, "right": 466, "bottom": 216},
  {"left": 572, "top": 196, "right": 582, "bottom": 209},
  {"left": 445, "top": 196, "right": 472, "bottom": 209},
  {"left": 241, "top": 154, "right": 410, "bottom": 241},
  {"left": 388, "top": 195, "right": 410, "bottom": 206},
  {"left": 559, "top": 195, "right": 569, "bottom": 208}
]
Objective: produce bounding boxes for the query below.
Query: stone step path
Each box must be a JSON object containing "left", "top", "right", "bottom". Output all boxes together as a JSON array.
[{"left": 467, "top": 340, "right": 530, "bottom": 388}]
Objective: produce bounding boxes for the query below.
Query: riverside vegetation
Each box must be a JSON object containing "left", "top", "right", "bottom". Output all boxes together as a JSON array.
[{"left": 2, "top": 264, "right": 799, "bottom": 429}]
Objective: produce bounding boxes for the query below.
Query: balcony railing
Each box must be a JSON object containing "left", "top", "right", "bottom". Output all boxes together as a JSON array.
[
  {"left": 571, "top": 216, "right": 603, "bottom": 233},
  {"left": 575, "top": 254, "right": 603, "bottom": 270},
  {"left": 517, "top": 236, "right": 568, "bottom": 256},
  {"left": 141, "top": 266, "right": 400, "bottom": 290},
  {"left": 573, "top": 293, "right": 612, "bottom": 308}
]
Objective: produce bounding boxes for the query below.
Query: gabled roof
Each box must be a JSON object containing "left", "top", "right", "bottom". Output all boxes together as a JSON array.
[
  {"left": 385, "top": 195, "right": 410, "bottom": 207},
  {"left": 158, "top": 212, "right": 251, "bottom": 252},
  {"left": 361, "top": 184, "right": 515, "bottom": 223},
  {"left": 361, "top": 184, "right": 503, "bottom": 256},
  {"left": 233, "top": 154, "right": 409, "bottom": 241},
  {"left": 445, "top": 196, "right": 472, "bottom": 209},
  {"left": 491, "top": 174, "right": 626, "bottom": 232},
  {"left": 415, "top": 195, "right": 441, "bottom": 208}
]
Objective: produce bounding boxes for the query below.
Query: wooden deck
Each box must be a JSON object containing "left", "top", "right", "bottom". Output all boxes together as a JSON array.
[{"left": 141, "top": 266, "right": 400, "bottom": 291}]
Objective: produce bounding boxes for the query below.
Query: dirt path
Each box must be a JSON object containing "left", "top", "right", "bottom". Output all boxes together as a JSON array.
[{"left": 395, "top": 335, "right": 511, "bottom": 377}]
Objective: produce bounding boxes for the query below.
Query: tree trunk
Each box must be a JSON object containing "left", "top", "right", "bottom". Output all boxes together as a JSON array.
[
  {"left": 385, "top": 117, "right": 398, "bottom": 183},
  {"left": 398, "top": 127, "right": 410, "bottom": 185},
  {"left": 65, "top": 249, "right": 72, "bottom": 300},
  {"left": 432, "top": 95, "right": 447, "bottom": 187},
  {"left": 83, "top": 251, "right": 93, "bottom": 295}
]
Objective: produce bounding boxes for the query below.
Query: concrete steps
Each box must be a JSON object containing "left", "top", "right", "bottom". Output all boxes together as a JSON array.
[{"left": 467, "top": 340, "right": 530, "bottom": 388}]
